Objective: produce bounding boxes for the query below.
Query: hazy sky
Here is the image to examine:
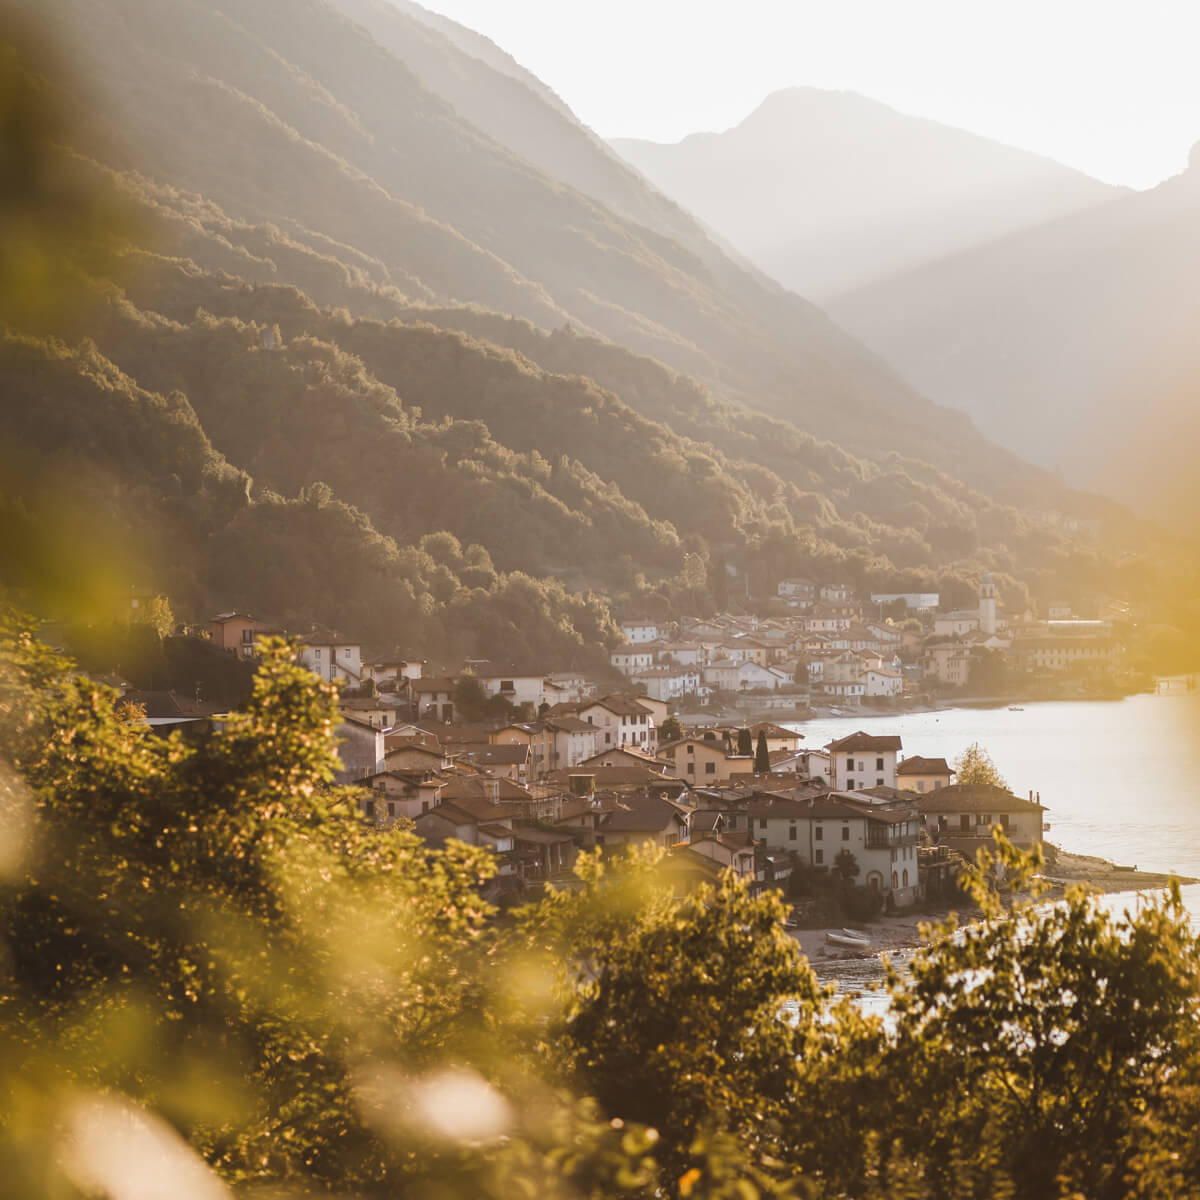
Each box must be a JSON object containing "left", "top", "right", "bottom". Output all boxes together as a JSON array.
[{"left": 417, "top": 0, "right": 1200, "bottom": 189}]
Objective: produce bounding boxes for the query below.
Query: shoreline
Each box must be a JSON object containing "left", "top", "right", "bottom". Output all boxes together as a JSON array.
[{"left": 790, "top": 846, "right": 1198, "bottom": 968}]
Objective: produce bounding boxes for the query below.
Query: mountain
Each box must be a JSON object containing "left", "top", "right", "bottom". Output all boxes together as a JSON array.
[
  {"left": 611, "top": 88, "right": 1122, "bottom": 300},
  {"left": 828, "top": 148, "right": 1200, "bottom": 531},
  {"left": 1, "top": 0, "right": 1181, "bottom": 662}
]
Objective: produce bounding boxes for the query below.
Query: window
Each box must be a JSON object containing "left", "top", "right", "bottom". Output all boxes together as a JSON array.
[
  {"left": 846, "top": 756, "right": 855, "bottom": 772},
  {"left": 686, "top": 762, "right": 695, "bottom": 774},
  {"left": 960, "top": 814, "right": 971, "bottom": 832},
  {"left": 343, "top": 648, "right": 352, "bottom": 658},
  {"left": 876, "top": 757, "right": 884, "bottom": 770},
  {"left": 705, "top": 762, "right": 716, "bottom": 775},
  {"left": 846, "top": 780, "right": 855, "bottom": 790},
  {"left": 242, "top": 628, "right": 254, "bottom": 644},
  {"left": 606, "top": 733, "right": 612, "bottom": 745},
  {"left": 759, "top": 818, "right": 767, "bottom": 830},
  {"left": 815, "top": 826, "right": 823, "bottom": 841},
  {"left": 815, "top": 849, "right": 824, "bottom": 864},
  {"left": 314, "top": 649, "right": 322, "bottom": 659},
  {"left": 687, "top": 744, "right": 695, "bottom": 755},
  {"left": 842, "top": 826, "right": 850, "bottom": 841},
  {"left": 422, "top": 801, "right": 430, "bottom": 813},
  {"left": 917, "top": 780, "right": 925, "bottom": 792},
  {"left": 788, "top": 825, "right": 797, "bottom": 841},
  {"left": 876, "top": 778, "right": 884, "bottom": 786},
  {"left": 387, "top": 801, "right": 395, "bottom": 818},
  {"left": 365, "top": 799, "right": 376, "bottom": 818}
]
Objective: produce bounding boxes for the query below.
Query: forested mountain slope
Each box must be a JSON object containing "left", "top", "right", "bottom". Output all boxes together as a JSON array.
[
  {"left": 1, "top": 0, "right": 1184, "bottom": 662},
  {"left": 29, "top": 0, "right": 1065, "bottom": 494}
]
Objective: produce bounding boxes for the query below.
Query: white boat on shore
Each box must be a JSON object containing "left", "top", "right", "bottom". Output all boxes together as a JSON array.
[{"left": 826, "top": 930, "right": 871, "bottom": 949}]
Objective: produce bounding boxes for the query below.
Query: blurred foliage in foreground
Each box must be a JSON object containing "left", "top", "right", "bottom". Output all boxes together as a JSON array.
[{"left": 2, "top": 616, "right": 1200, "bottom": 1199}]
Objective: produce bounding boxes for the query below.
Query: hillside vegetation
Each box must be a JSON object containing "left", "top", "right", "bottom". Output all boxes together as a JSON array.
[{"left": 1, "top": 0, "right": 1186, "bottom": 661}]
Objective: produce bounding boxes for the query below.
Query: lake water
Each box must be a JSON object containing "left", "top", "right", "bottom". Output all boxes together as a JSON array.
[
  {"left": 790, "top": 689, "right": 1200, "bottom": 877},
  {"left": 786, "top": 689, "right": 1200, "bottom": 998}
]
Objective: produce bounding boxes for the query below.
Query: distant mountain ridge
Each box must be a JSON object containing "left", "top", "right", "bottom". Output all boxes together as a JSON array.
[
  {"left": 828, "top": 149, "right": 1200, "bottom": 530},
  {"left": 612, "top": 87, "right": 1123, "bottom": 299}
]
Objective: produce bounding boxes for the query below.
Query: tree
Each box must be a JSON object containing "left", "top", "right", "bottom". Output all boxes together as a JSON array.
[
  {"left": 754, "top": 729, "right": 771, "bottom": 774},
  {"left": 659, "top": 714, "right": 682, "bottom": 743},
  {"left": 832, "top": 848, "right": 860, "bottom": 885},
  {"left": 953, "top": 741, "right": 1008, "bottom": 789},
  {"left": 737, "top": 727, "right": 753, "bottom": 756},
  {"left": 452, "top": 673, "right": 489, "bottom": 722}
]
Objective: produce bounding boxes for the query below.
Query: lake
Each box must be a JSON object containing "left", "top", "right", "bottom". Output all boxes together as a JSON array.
[{"left": 789, "top": 689, "right": 1200, "bottom": 877}]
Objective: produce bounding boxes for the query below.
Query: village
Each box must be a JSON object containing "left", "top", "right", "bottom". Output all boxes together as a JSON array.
[{"left": 87, "top": 590, "right": 1113, "bottom": 937}]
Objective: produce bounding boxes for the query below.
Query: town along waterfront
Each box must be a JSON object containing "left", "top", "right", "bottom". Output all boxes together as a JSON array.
[{"left": 790, "top": 689, "right": 1200, "bottom": 1000}]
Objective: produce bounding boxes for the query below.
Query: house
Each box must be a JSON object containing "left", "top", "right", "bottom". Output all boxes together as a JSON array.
[
  {"left": 746, "top": 794, "right": 921, "bottom": 905},
  {"left": 703, "top": 659, "right": 786, "bottom": 692},
  {"left": 298, "top": 631, "right": 362, "bottom": 684},
  {"left": 361, "top": 769, "right": 446, "bottom": 821},
  {"left": 363, "top": 657, "right": 425, "bottom": 687},
  {"left": 650, "top": 641, "right": 704, "bottom": 667},
  {"left": 820, "top": 680, "right": 865, "bottom": 700},
  {"left": 896, "top": 756, "right": 953, "bottom": 793},
  {"left": 464, "top": 662, "right": 546, "bottom": 711},
  {"left": 339, "top": 696, "right": 400, "bottom": 729},
  {"left": 543, "top": 715, "right": 598, "bottom": 771},
  {"left": 777, "top": 578, "right": 817, "bottom": 607},
  {"left": 610, "top": 644, "right": 655, "bottom": 675},
  {"left": 382, "top": 735, "right": 448, "bottom": 775},
  {"left": 597, "top": 793, "right": 690, "bottom": 849},
  {"left": 455, "top": 742, "right": 531, "bottom": 783},
  {"left": 805, "top": 605, "right": 853, "bottom": 633},
  {"left": 629, "top": 665, "right": 701, "bottom": 702},
  {"left": 545, "top": 673, "right": 594, "bottom": 703},
  {"left": 918, "top": 784, "right": 1046, "bottom": 851},
  {"left": 619, "top": 618, "right": 662, "bottom": 644},
  {"left": 820, "top": 583, "right": 855, "bottom": 604},
  {"left": 577, "top": 695, "right": 656, "bottom": 750},
  {"left": 578, "top": 745, "right": 670, "bottom": 773},
  {"left": 827, "top": 732, "right": 903, "bottom": 790},
  {"left": 933, "top": 611, "right": 980, "bottom": 638},
  {"left": 545, "top": 766, "right": 689, "bottom": 799},
  {"left": 411, "top": 677, "right": 457, "bottom": 721},
  {"left": 1010, "top": 633, "right": 1121, "bottom": 674},
  {"left": 922, "top": 642, "right": 972, "bottom": 688},
  {"left": 413, "top": 799, "right": 517, "bottom": 877},
  {"left": 685, "top": 832, "right": 761, "bottom": 886},
  {"left": 864, "top": 668, "right": 903, "bottom": 698},
  {"left": 489, "top": 722, "right": 555, "bottom": 779},
  {"left": 659, "top": 736, "right": 752, "bottom": 784},
  {"left": 749, "top": 722, "right": 804, "bottom": 753},
  {"left": 336, "top": 715, "right": 386, "bottom": 783},
  {"left": 870, "top": 593, "right": 940, "bottom": 613},
  {"left": 209, "top": 611, "right": 284, "bottom": 657}
]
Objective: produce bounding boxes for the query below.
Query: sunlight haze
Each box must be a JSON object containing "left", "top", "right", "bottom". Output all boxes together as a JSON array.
[{"left": 416, "top": 0, "right": 1200, "bottom": 189}]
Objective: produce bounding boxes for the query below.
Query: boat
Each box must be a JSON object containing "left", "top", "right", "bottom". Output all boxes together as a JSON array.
[
  {"left": 826, "top": 931, "right": 871, "bottom": 949},
  {"left": 1008, "top": 705, "right": 1025, "bottom": 711},
  {"left": 841, "top": 927, "right": 871, "bottom": 941}
]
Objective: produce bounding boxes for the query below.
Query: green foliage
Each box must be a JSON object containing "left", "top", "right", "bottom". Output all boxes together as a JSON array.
[
  {"left": 755, "top": 729, "right": 771, "bottom": 774},
  {"left": 953, "top": 741, "right": 1008, "bottom": 788},
  {"left": 659, "top": 714, "right": 683, "bottom": 743}
]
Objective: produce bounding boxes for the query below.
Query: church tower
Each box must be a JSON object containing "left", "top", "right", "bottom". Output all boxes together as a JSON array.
[{"left": 979, "top": 573, "right": 997, "bottom": 635}]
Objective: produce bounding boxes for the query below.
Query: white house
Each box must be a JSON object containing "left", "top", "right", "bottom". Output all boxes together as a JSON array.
[
  {"left": 578, "top": 695, "right": 656, "bottom": 749},
  {"left": 827, "top": 732, "right": 902, "bottom": 790},
  {"left": 543, "top": 715, "right": 598, "bottom": 769},
  {"left": 864, "top": 668, "right": 903, "bottom": 698},
  {"left": 630, "top": 666, "right": 701, "bottom": 702},
  {"left": 619, "top": 618, "right": 662, "bottom": 644},
  {"left": 746, "top": 795, "right": 920, "bottom": 906},
  {"left": 299, "top": 632, "right": 362, "bottom": 684},
  {"left": 466, "top": 662, "right": 546, "bottom": 710},
  {"left": 820, "top": 583, "right": 855, "bottom": 604},
  {"left": 821, "top": 680, "right": 865, "bottom": 700},
  {"left": 362, "top": 657, "right": 424, "bottom": 687},
  {"left": 610, "top": 644, "right": 654, "bottom": 674},
  {"left": 777, "top": 578, "right": 817, "bottom": 607}
]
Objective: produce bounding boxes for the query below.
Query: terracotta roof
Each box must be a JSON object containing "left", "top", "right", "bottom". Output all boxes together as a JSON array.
[
  {"left": 917, "top": 784, "right": 1044, "bottom": 813},
  {"left": 411, "top": 677, "right": 458, "bottom": 693},
  {"left": 457, "top": 744, "right": 530, "bottom": 766},
  {"left": 599, "top": 794, "right": 688, "bottom": 832},
  {"left": 828, "top": 731, "right": 903, "bottom": 752},
  {"left": 585, "top": 694, "right": 653, "bottom": 718},
  {"left": 897, "top": 756, "right": 952, "bottom": 775}
]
